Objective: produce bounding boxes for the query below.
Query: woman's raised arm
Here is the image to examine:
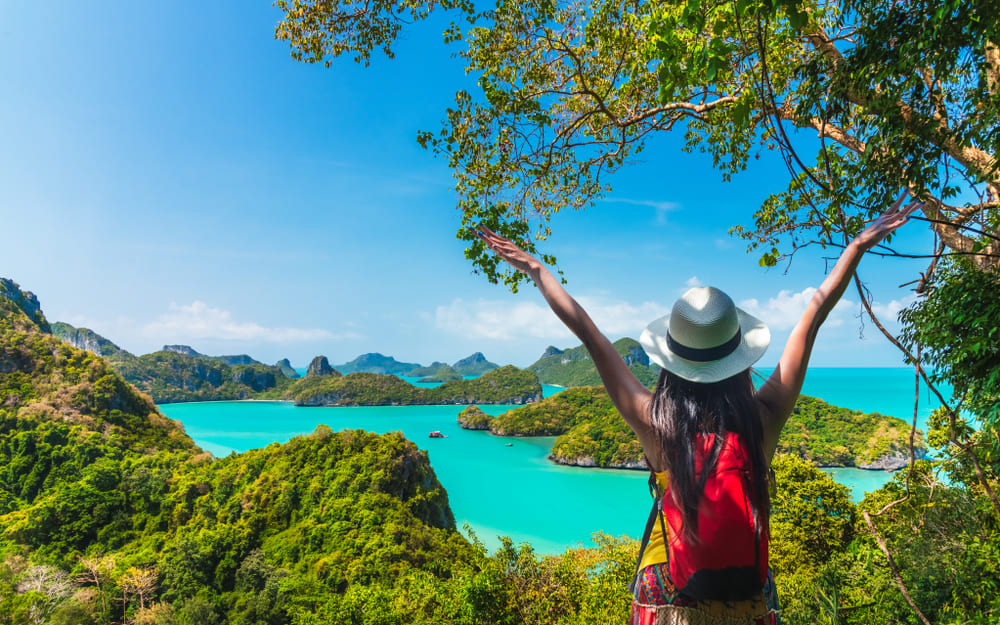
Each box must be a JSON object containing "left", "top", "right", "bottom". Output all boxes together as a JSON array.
[
  {"left": 475, "top": 227, "right": 655, "bottom": 440},
  {"left": 755, "top": 193, "right": 922, "bottom": 458}
]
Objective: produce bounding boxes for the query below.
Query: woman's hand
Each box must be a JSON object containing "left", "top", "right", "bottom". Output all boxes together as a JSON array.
[
  {"left": 757, "top": 189, "right": 923, "bottom": 457},
  {"left": 474, "top": 224, "right": 655, "bottom": 440},
  {"left": 475, "top": 225, "right": 540, "bottom": 276},
  {"left": 853, "top": 191, "right": 923, "bottom": 252}
]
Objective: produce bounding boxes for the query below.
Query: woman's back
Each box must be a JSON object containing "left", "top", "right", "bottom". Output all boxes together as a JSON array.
[{"left": 473, "top": 196, "right": 919, "bottom": 622}]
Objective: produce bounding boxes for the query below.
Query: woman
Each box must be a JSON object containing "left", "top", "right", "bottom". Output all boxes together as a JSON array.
[{"left": 476, "top": 193, "right": 920, "bottom": 624}]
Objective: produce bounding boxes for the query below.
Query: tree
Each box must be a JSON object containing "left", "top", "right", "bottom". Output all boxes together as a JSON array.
[
  {"left": 274, "top": 0, "right": 1000, "bottom": 535},
  {"left": 16, "top": 565, "right": 76, "bottom": 625},
  {"left": 77, "top": 554, "right": 116, "bottom": 616},
  {"left": 120, "top": 566, "right": 158, "bottom": 620},
  {"left": 768, "top": 454, "right": 855, "bottom": 576},
  {"left": 275, "top": 0, "right": 999, "bottom": 288}
]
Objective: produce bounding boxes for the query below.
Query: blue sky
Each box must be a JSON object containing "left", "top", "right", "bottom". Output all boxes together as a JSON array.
[{"left": 0, "top": 2, "right": 934, "bottom": 369}]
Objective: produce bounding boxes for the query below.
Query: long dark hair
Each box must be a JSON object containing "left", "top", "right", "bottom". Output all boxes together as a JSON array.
[{"left": 649, "top": 368, "right": 770, "bottom": 543}]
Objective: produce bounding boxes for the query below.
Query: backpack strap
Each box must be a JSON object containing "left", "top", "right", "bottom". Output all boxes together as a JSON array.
[{"left": 628, "top": 467, "right": 671, "bottom": 594}]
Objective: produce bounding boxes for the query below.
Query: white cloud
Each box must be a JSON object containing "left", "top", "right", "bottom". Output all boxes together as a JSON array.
[
  {"left": 870, "top": 294, "right": 918, "bottom": 322},
  {"left": 600, "top": 198, "right": 681, "bottom": 225},
  {"left": 685, "top": 276, "right": 702, "bottom": 288},
  {"left": 739, "top": 288, "right": 856, "bottom": 331},
  {"left": 435, "top": 296, "right": 670, "bottom": 341},
  {"left": 142, "top": 301, "right": 349, "bottom": 343}
]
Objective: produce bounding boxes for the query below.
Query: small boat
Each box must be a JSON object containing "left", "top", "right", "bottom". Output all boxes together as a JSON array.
[
  {"left": 428, "top": 431, "right": 447, "bottom": 438},
  {"left": 505, "top": 443, "right": 513, "bottom": 447}
]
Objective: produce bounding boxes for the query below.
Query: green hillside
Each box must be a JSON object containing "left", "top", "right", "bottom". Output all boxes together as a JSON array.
[
  {"left": 528, "top": 338, "right": 659, "bottom": 388},
  {"left": 0, "top": 277, "right": 475, "bottom": 624},
  {"left": 112, "top": 350, "right": 293, "bottom": 403},
  {"left": 452, "top": 352, "right": 499, "bottom": 376}
]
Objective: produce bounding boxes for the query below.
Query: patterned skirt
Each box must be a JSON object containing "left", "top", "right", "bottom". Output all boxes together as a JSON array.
[{"left": 630, "top": 564, "right": 781, "bottom": 625}]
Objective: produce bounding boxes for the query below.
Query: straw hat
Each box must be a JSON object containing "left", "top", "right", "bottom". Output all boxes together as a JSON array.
[{"left": 640, "top": 286, "right": 770, "bottom": 383}]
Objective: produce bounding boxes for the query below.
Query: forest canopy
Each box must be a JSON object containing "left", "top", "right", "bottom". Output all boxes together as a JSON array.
[{"left": 276, "top": 0, "right": 999, "bottom": 285}]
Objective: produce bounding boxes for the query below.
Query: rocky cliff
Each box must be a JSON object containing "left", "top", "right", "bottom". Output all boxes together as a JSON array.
[
  {"left": 164, "top": 344, "right": 203, "bottom": 357},
  {"left": 52, "top": 321, "right": 132, "bottom": 358},
  {"left": 306, "top": 355, "right": 339, "bottom": 377},
  {"left": 0, "top": 277, "right": 51, "bottom": 333}
]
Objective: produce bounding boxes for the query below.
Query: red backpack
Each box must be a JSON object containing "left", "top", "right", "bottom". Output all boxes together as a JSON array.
[{"left": 630, "top": 432, "right": 769, "bottom": 601}]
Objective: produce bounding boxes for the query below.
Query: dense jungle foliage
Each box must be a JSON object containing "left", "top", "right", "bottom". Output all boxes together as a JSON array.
[
  {"left": 528, "top": 339, "right": 658, "bottom": 388},
  {"left": 287, "top": 366, "right": 542, "bottom": 406},
  {"left": 3, "top": 279, "right": 998, "bottom": 623},
  {"left": 777, "top": 396, "right": 926, "bottom": 467}
]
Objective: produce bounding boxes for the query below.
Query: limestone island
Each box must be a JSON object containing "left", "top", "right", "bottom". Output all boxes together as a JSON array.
[
  {"left": 288, "top": 366, "right": 542, "bottom": 407},
  {"left": 458, "top": 386, "right": 926, "bottom": 471},
  {"left": 456, "top": 406, "right": 492, "bottom": 430}
]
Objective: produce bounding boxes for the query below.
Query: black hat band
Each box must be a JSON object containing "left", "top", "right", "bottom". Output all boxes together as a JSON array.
[{"left": 666, "top": 327, "right": 742, "bottom": 363}]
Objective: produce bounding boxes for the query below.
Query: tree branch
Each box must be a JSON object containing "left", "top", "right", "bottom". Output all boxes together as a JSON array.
[{"left": 862, "top": 511, "right": 933, "bottom": 625}]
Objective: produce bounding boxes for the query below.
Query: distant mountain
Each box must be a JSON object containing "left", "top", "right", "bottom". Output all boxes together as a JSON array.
[
  {"left": 528, "top": 337, "right": 659, "bottom": 387},
  {"left": 336, "top": 352, "right": 422, "bottom": 375},
  {"left": 164, "top": 344, "right": 203, "bottom": 357},
  {"left": 161, "top": 345, "right": 264, "bottom": 366},
  {"left": 275, "top": 358, "right": 301, "bottom": 379},
  {"left": 52, "top": 321, "right": 133, "bottom": 359},
  {"left": 408, "top": 362, "right": 462, "bottom": 382},
  {"left": 408, "top": 361, "right": 453, "bottom": 376},
  {"left": 452, "top": 352, "right": 499, "bottom": 376}
]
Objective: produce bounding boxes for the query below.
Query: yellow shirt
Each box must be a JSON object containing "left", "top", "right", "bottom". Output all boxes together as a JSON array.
[{"left": 637, "top": 470, "right": 671, "bottom": 571}]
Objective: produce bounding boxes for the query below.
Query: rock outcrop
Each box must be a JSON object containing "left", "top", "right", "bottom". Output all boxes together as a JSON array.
[
  {"left": 51, "top": 322, "right": 132, "bottom": 358},
  {"left": 549, "top": 454, "right": 648, "bottom": 470},
  {"left": 307, "top": 356, "right": 337, "bottom": 377},
  {"left": 163, "top": 344, "right": 203, "bottom": 357},
  {"left": 231, "top": 367, "right": 278, "bottom": 392},
  {"left": 858, "top": 448, "right": 928, "bottom": 471},
  {"left": 0, "top": 277, "right": 50, "bottom": 332}
]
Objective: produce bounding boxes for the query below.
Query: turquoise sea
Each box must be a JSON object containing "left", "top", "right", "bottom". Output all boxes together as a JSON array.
[{"left": 159, "top": 368, "right": 944, "bottom": 555}]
